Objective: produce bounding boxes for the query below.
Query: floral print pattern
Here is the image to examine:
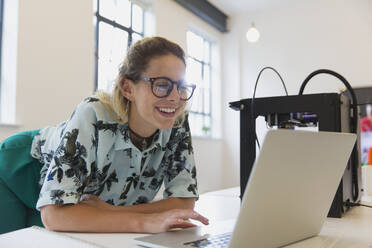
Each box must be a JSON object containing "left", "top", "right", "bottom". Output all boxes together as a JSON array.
[{"left": 32, "top": 98, "right": 198, "bottom": 210}]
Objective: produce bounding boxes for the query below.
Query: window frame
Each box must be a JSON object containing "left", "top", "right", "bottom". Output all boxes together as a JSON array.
[
  {"left": 187, "top": 30, "right": 213, "bottom": 137},
  {"left": 93, "top": 0, "right": 145, "bottom": 91},
  {"left": 0, "top": 0, "right": 4, "bottom": 111}
]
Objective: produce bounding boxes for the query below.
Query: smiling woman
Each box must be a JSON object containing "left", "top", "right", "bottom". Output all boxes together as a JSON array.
[{"left": 0, "top": 37, "right": 208, "bottom": 234}]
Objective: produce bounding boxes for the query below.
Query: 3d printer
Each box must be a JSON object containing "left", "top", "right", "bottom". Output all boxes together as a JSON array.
[{"left": 229, "top": 69, "right": 362, "bottom": 218}]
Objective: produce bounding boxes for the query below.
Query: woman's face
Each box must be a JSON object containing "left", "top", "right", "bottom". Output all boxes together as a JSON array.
[{"left": 122, "top": 54, "right": 186, "bottom": 136}]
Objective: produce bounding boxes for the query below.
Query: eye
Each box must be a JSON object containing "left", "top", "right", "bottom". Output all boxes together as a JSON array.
[
  {"left": 153, "top": 79, "right": 171, "bottom": 95},
  {"left": 155, "top": 83, "right": 169, "bottom": 91}
]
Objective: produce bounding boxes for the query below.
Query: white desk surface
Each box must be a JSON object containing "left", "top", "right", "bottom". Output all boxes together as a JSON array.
[{"left": 1, "top": 187, "right": 372, "bottom": 248}]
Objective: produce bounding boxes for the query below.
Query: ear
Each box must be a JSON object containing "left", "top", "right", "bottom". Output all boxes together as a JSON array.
[{"left": 121, "top": 78, "right": 135, "bottom": 101}]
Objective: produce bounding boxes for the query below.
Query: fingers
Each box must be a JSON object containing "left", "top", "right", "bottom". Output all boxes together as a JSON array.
[
  {"left": 172, "top": 219, "right": 197, "bottom": 229},
  {"left": 80, "top": 194, "right": 90, "bottom": 201},
  {"left": 189, "top": 211, "right": 209, "bottom": 225},
  {"left": 166, "top": 218, "right": 197, "bottom": 229},
  {"left": 81, "top": 194, "right": 95, "bottom": 201},
  {"left": 168, "top": 209, "right": 209, "bottom": 225}
]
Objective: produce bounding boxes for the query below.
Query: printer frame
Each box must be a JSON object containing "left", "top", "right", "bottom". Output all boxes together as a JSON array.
[{"left": 230, "top": 93, "right": 362, "bottom": 218}]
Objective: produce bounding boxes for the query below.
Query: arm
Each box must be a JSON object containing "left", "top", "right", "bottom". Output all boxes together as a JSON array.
[
  {"left": 119, "top": 197, "right": 195, "bottom": 213},
  {"left": 80, "top": 194, "right": 195, "bottom": 213},
  {"left": 41, "top": 203, "right": 143, "bottom": 233},
  {"left": 40, "top": 200, "right": 208, "bottom": 233}
]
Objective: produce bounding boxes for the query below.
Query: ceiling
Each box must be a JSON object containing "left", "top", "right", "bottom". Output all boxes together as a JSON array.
[{"left": 208, "top": 0, "right": 275, "bottom": 15}]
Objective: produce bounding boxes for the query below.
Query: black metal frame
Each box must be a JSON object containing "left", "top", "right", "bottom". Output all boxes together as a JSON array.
[
  {"left": 230, "top": 93, "right": 362, "bottom": 218},
  {"left": 94, "top": 0, "right": 144, "bottom": 91}
]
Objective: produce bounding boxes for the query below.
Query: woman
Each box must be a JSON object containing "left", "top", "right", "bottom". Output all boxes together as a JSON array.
[{"left": 0, "top": 37, "right": 208, "bottom": 234}]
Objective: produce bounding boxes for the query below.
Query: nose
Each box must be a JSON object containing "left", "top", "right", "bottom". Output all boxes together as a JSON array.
[{"left": 167, "top": 85, "right": 181, "bottom": 101}]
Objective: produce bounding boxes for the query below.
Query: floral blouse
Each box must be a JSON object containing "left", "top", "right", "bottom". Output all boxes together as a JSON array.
[{"left": 31, "top": 97, "right": 198, "bottom": 210}]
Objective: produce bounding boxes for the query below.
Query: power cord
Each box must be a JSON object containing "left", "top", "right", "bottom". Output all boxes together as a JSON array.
[
  {"left": 344, "top": 201, "right": 372, "bottom": 209},
  {"left": 298, "top": 69, "right": 359, "bottom": 202},
  {"left": 252, "top": 67, "right": 289, "bottom": 149}
]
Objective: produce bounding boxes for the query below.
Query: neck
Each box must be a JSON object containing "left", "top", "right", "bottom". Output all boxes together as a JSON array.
[
  {"left": 128, "top": 106, "right": 157, "bottom": 137},
  {"left": 128, "top": 125, "right": 156, "bottom": 151},
  {"left": 127, "top": 125, "right": 149, "bottom": 139}
]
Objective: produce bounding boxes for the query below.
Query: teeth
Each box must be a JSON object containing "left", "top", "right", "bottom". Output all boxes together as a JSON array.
[{"left": 159, "top": 108, "right": 175, "bottom": 113}]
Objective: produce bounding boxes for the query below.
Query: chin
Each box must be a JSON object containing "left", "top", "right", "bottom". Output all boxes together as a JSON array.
[
  {"left": 152, "top": 117, "right": 176, "bottom": 129},
  {"left": 158, "top": 122, "right": 175, "bottom": 130}
]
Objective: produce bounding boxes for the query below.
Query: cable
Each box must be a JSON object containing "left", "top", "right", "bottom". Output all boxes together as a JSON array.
[
  {"left": 251, "top": 67, "right": 289, "bottom": 149},
  {"left": 344, "top": 202, "right": 372, "bottom": 209},
  {"left": 298, "top": 69, "right": 359, "bottom": 202},
  {"left": 357, "top": 102, "right": 372, "bottom": 106}
]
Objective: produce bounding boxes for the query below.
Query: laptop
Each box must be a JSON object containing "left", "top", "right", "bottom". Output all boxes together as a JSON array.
[{"left": 134, "top": 129, "right": 356, "bottom": 248}]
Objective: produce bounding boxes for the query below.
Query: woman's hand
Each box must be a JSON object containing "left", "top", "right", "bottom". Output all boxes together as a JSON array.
[
  {"left": 78, "top": 195, "right": 209, "bottom": 233},
  {"left": 80, "top": 194, "right": 116, "bottom": 211},
  {"left": 142, "top": 209, "right": 209, "bottom": 234}
]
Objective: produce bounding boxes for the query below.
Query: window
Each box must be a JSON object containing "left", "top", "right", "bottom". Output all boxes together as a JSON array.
[
  {"left": 186, "top": 31, "right": 212, "bottom": 137},
  {"left": 94, "top": 0, "right": 145, "bottom": 92},
  {"left": 0, "top": 0, "right": 18, "bottom": 124},
  {"left": 0, "top": 0, "right": 4, "bottom": 101}
]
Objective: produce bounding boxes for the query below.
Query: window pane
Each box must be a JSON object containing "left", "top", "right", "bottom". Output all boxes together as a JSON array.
[
  {"left": 189, "top": 114, "right": 203, "bottom": 137},
  {"left": 186, "top": 30, "right": 214, "bottom": 137},
  {"left": 132, "top": 32, "right": 142, "bottom": 44},
  {"left": 132, "top": 4, "right": 143, "bottom": 33},
  {"left": 98, "top": 22, "right": 128, "bottom": 92},
  {"left": 203, "top": 65, "right": 210, "bottom": 89},
  {"left": 116, "top": 0, "right": 131, "bottom": 27},
  {"left": 186, "top": 58, "right": 202, "bottom": 87},
  {"left": 204, "top": 89, "right": 210, "bottom": 114},
  {"left": 189, "top": 114, "right": 196, "bottom": 136},
  {"left": 187, "top": 31, "right": 203, "bottom": 61},
  {"left": 100, "top": 0, "right": 131, "bottom": 28},
  {"left": 197, "top": 88, "right": 204, "bottom": 113},
  {"left": 99, "top": 22, "right": 128, "bottom": 64},
  {"left": 203, "top": 116, "right": 211, "bottom": 136},
  {"left": 111, "top": 28, "right": 128, "bottom": 68},
  {"left": 204, "top": 40, "right": 210, "bottom": 64},
  {"left": 190, "top": 86, "right": 199, "bottom": 112},
  {"left": 98, "top": 22, "right": 114, "bottom": 61},
  {"left": 98, "top": 58, "right": 115, "bottom": 92},
  {"left": 99, "top": 0, "right": 116, "bottom": 19},
  {"left": 93, "top": 0, "right": 98, "bottom": 13}
]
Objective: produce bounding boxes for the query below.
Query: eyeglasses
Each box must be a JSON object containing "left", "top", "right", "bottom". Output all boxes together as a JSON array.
[{"left": 138, "top": 77, "right": 196, "bottom": 101}]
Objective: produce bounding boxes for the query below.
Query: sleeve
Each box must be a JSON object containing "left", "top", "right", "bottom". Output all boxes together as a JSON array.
[
  {"left": 163, "top": 117, "right": 199, "bottom": 200},
  {"left": 36, "top": 100, "right": 98, "bottom": 210}
]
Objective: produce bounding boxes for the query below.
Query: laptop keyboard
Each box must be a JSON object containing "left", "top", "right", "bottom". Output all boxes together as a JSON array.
[{"left": 183, "top": 232, "right": 232, "bottom": 247}]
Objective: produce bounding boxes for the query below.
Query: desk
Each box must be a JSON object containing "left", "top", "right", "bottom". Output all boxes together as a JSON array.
[{"left": 0, "top": 187, "right": 371, "bottom": 248}]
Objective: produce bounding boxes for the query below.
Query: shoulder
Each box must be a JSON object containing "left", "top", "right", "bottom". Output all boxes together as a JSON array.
[
  {"left": 167, "top": 116, "right": 193, "bottom": 152},
  {"left": 170, "top": 115, "right": 191, "bottom": 137},
  {"left": 73, "top": 97, "right": 116, "bottom": 123}
]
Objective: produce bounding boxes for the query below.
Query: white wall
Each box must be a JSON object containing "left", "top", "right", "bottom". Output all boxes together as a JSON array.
[
  {"left": 0, "top": 0, "right": 238, "bottom": 194},
  {"left": 0, "top": 0, "right": 94, "bottom": 140},
  {"left": 228, "top": 0, "right": 372, "bottom": 143}
]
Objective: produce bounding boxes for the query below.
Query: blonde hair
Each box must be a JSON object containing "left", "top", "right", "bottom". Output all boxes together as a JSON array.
[{"left": 95, "top": 37, "right": 187, "bottom": 126}]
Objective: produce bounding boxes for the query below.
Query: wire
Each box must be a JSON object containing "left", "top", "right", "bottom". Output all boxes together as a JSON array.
[
  {"left": 359, "top": 203, "right": 372, "bottom": 208},
  {"left": 251, "top": 67, "right": 289, "bottom": 150},
  {"left": 298, "top": 69, "right": 359, "bottom": 202},
  {"left": 344, "top": 202, "right": 372, "bottom": 208},
  {"left": 358, "top": 102, "right": 372, "bottom": 106}
]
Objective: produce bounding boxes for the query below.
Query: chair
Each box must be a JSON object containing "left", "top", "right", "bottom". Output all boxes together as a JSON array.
[{"left": 0, "top": 130, "right": 44, "bottom": 234}]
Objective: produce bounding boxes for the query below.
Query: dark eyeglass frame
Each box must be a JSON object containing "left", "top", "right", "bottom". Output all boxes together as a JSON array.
[{"left": 138, "top": 77, "right": 196, "bottom": 101}]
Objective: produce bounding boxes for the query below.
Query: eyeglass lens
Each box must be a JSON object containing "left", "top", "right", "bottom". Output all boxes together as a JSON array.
[{"left": 152, "top": 78, "right": 193, "bottom": 100}]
